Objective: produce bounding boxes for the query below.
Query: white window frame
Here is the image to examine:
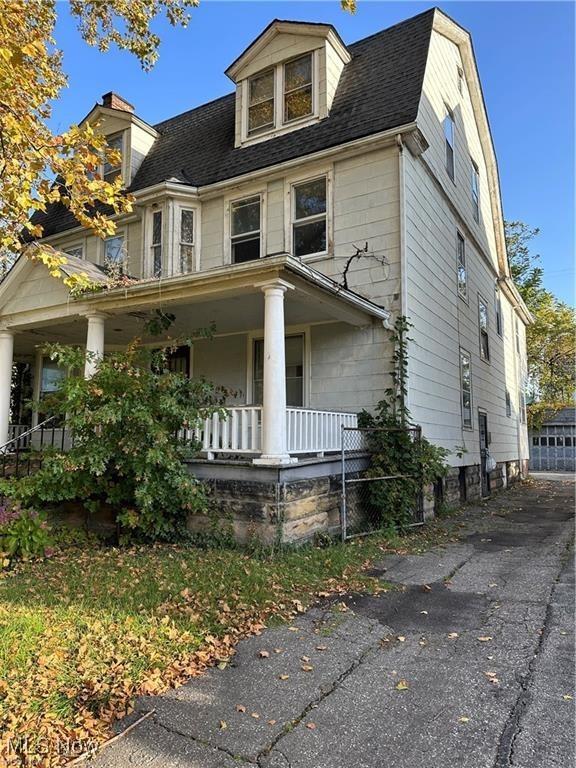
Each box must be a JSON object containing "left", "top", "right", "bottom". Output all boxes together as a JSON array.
[
  {"left": 444, "top": 107, "right": 455, "bottom": 181},
  {"left": 102, "top": 131, "right": 126, "bottom": 183},
  {"left": 143, "top": 205, "right": 165, "bottom": 278},
  {"left": 150, "top": 208, "right": 163, "bottom": 278},
  {"left": 246, "top": 325, "right": 311, "bottom": 407},
  {"left": 241, "top": 50, "right": 320, "bottom": 146},
  {"left": 247, "top": 68, "right": 276, "bottom": 137},
  {"left": 102, "top": 229, "right": 127, "bottom": 269},
  {"left": 224, "top": 188, "right": 266, "bottom": 265},
  {"left": 495, "top": 289, "right": 504, "bottom": 338},
  {"left": 478, "top": 294, "right": 490, "bottom": 363},
  {"left": 64, "top": 243, "right": 84, "bottom": 260},
  {"left": 287, "top": 170, "right": 331, "bottom": 261},
  {"left": 282, "top": 52, "right": 314, "bottom": 125},
  {"left": 456, "top": 231, "right": 467, "bottom": 300},
  {"left": 177, "top": 205, "right": 196, "bottom": 274},
  {"left": 459, "top": 348, "right": 473, "bottom": 430},
  {"left": 471, "top": 159, "right": 480, "bottom": 222}
]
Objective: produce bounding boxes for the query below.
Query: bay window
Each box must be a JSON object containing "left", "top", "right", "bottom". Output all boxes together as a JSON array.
[
  {"left": 231, "top": 196, "right": 261, "bottom": 263},
  {"left": 151, "top": 209, "right": 163, "bottom": 277},
  {"left": 179, "top": 208, "right": 194, "bottom": 273},
  {"left": 293, "top": 176, "right": 327, "bottom": 257}
]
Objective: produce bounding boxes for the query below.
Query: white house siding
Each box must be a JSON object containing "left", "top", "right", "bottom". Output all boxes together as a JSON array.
[{"left": 403, "top": 27, "right": 527, "bottom": 467}]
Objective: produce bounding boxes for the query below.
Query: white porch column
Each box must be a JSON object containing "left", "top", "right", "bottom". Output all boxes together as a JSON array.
[
  {"left": 84, "top": 312, "right": 107, "bottom": 379},
  {"left": 253, "top": 280, "right": 296, "bottom": 466},
  {"left": 0, "top": 329, "right": 14, "bottom": 447}
]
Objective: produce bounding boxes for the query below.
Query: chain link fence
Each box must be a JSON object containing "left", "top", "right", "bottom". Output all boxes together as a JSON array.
[{"left": 340, "top": 425, "right": 424, "bottom": 540}]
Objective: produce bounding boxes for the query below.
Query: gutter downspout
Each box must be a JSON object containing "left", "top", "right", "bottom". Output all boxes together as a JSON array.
[{"left": 397, "top": 133, "right": 410, "bottom": 411}]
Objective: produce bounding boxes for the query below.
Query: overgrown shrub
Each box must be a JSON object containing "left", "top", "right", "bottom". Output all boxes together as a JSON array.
[
  {"left": 358, "top": 316, "right": 449, "bottom": 533},
  {"left": 0, "top": 504, "right": 52, "bottom": 562},
  {"left": 0, "top": 340, "right": 227, "bottom": 541}
]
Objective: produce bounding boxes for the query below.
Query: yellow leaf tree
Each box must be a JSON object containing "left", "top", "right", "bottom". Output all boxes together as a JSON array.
[{"left": 0, "top": 0, "right": 198, "bottom": 288}]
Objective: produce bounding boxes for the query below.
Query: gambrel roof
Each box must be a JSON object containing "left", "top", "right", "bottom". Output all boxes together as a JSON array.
[{"left": 32, "top": 8, "right": 435, "bottom": 237}]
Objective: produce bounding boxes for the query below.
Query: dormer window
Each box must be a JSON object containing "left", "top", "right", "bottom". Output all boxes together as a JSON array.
[
  {"left": 284, "top": 54, "right": 313, "bottom": 122},
  {"left": 103, "top": 133, "right": 123, "bottom": 182},
  {"left": 248, "top": 70, "right": 275, "bottom": 135}
]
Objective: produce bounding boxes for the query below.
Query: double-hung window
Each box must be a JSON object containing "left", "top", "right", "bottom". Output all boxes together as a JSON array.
[
  {"left": 460, "top": 349, "right": 472, "bottom": 429},
  {"left": 505, "top": 389, "right": 512, "bottom": 417},
  {"left": 284, "top": 54, "right": 313, "bottom": 123},
  {"left": 65, "top": 244, "right": 83, "bottom": 260},
  {"left": 104, "top": 234, "right": 125, "bottom": 269},
  {"left": 179, "top": 209, "right": 194, "bottom": 273},
  {"left": 471, "top": 160, "right": 480, "bottom": 222},
  {"left": 248, "top": 70, "right": 275, "bottom": 135},
  {"left": 231, "top": 196, "right": 261, "bottom": 263},
  {"left": 103, "top": 133, "right": 123, "bottom": 182},
  {"left": 457, "top": 232, "right": 467, "bottom": 299},
  {"left": 478, "top": 296, "right": 490, "bottom": 361},
  {"left": 293, "top": 177, "right": 327, "bottom": 257},
  {"left": 495, "top": 289, "right": 503, "bottom": 337},
  {"left": 444, "top": 109, "right": 455, "bottom": 180},
  {"left": 151, "top": 209, "right": 163, "bottom": 277}
]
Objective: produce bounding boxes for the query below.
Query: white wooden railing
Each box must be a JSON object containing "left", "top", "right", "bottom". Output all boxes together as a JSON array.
[{"left": 181, "top": 406, "right": 358, "bottom": 459}]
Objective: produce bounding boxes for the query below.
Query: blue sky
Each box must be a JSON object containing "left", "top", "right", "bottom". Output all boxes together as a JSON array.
[{"left": 52, "top": 1, "right": 575, "bottom": 304}]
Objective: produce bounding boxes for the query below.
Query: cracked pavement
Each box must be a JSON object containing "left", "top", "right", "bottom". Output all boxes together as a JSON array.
[{"left": 89, "top": 476, "right": 574, "bottom": 767}]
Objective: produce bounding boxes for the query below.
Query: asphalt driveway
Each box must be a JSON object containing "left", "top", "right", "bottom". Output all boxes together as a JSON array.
[{"left": 90, "top": 476, "right": 575, "bottom": 768}]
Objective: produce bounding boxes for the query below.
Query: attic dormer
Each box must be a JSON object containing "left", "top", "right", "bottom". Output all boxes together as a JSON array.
[
  {"left": 226, "top": 20, "right": 351, "bottom": 148},
  {"left": 80, "top": 92, "right": 159, "bottom": 186}
]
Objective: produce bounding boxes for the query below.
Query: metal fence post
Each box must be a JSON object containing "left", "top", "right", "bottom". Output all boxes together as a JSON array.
[{"left": 340, "top": 424, "right": 347, "bottom": 542}]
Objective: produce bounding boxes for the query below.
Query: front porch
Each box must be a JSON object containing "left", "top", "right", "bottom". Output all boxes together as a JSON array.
[{"left": 1, "top": 254, "right": 391, "bottom": 465}]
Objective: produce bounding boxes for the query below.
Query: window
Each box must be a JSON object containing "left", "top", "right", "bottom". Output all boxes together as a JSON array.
[
  {"left": 505, "top": 389, "right": 512, "bottom": 417},
  {"left": 557, "top": 436, "right": 564, "bottom": 447},
  {"left": 540, "top": 436, "right": 548, "bottom": 447},
  {"left": 253, "top": 334, "right": 304, "bottom": 407},
  {"left": 566, "top": 436, "right": 573, "bottom": 447},
  {"left": 444, "top": 109, "right": 455, "bottom": 180},
  {"left": 103, "top": 133, "right": 123, "bottom": 181},
  {"left": 179, "top": 209, "right": 194, "bottom": 274},
  {"left": 478, "top": 297, "right": 490, "bottom": 361},
  {"left": 65, "top": 245, "right": 83, "bottom": 259},
  {"left": 293, "top": 177, "right": 327, "bottom": 257},
  {"left": 103, "top": 234, "right": 125, "bottom": 268},
  {"left": 248, "top": 69, "right": 275, "bottom": 135},
  {"left": 515, "top": 316, "right": 521, "bottom": 354},
  {"left": 532, "top": 436, "right": 539, "bottom": 446},
  {"left": 471, "top": 160, "right": 480, "bottom": 222},
  {"left": 519, "top": 387, "right": 527, "bottom": 424},
  {"left": 495, "top": 290, "right": 503, "bottom": 337},
  {"left": 548, "top": 436, "right": 556, "bottom": 447},
  {"left": 151, "top": 210, "right": 162, "bottom": 277},
  {"left": 284, "top": 54, "right": 313, "bottom": 123},
  {"left": 457, "top": 232, "right": 467, "bottom": 299},
  {"left": 457, "top": 66, "right": 464, "bottom": 95},
  {"left": 460, "top": 349, "right": 472, "bottom": 428},
  {"left": 231, "top": 196, "right": 261, "bottom": 263}
]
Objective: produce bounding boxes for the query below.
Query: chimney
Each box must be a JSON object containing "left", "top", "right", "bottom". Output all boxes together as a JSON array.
[{"left": 101, "top": 92, "right": 134, "bottom": 113}]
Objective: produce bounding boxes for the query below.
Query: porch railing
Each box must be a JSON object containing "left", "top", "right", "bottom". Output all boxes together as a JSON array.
[{"left": 180, "top": 406, "right": 358, "bottom": 458}]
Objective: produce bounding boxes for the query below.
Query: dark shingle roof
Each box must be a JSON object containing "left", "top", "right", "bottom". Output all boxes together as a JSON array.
[{"left": 33, "top": 8, "right": 435, "bottom": 237}]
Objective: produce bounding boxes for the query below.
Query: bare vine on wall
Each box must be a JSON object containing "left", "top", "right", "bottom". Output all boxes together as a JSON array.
[{"left": 339, "top": 242, "right": 390, "bottom": 290}]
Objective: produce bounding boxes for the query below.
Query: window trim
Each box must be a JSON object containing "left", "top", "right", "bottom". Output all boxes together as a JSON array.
[
  {"left": 459, "top": 347, "right": 473, "bottom": 430},
  {"left": 64, "top": 242, "right": 84, "bottom": 260},
  {"left": 101, "top": 229, "right": 127, "bottom": 270},
  {"left": 456, "top": 231, "right": 467, "bottom": 301},
  {"left": 246, "top": 325, "right": 311, "bottom": 407},
  {"left": 478, "top": 294, "right": 490, "bottom": 363},
  {"left": 225, "top": 189, "right": 267, "bottom": 265},
  {"left": 247, "top": 67, "right": 276, "bottom": 136},
  {"left": 102, "top": 131, "right": 125, "bottom": 183},
  {"left": 471, "top": 159, "right": 480, "bottom": 222},
  {"left": 444, "top": 107, "right": 455, "bottom": 181},
  {"left": 177, "top": 206, "right": 196, "bottom": 274},
  {"left": 150, "top": 208, "right": 163, "bottom": 278},
  {"left": 282, "top": 52, "right": 314, "bottom": 125},
  {"left": 288, "top": 171, "right": 331, "bottom": 260}
]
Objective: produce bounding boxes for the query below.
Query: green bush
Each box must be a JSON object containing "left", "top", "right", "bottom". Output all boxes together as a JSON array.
[
  {"left": 0, "top": 504, "right": 52, "bottom": 562},
  {"left": 0, "top": 340, "right": 227, "bottom": 541}
]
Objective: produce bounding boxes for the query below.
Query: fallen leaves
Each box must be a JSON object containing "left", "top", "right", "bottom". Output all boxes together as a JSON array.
[
  {"left": 447, "top": 632, "right": 459, "bottom": 639},
  {"left": 306, "top": 722, "right": 317, "bottom": 730},
  {"left": 477, "top": 636, "right": 493, "bottom": 642},
  {"left": 258, "top": 650, "right": 270, "bottom": 658},
  {"left": 395, "top": 679, "right": 410, "bottom": 691},
  {"left": 458, "top": 716, "right": 470, "bottom": 723}
]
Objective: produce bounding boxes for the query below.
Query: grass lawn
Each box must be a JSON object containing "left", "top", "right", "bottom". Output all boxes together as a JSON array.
[{"left": 0, "top": 520, "right": 459, "bottom": 767}]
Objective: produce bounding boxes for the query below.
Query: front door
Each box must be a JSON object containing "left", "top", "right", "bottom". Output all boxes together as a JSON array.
[{"left": 478, "top": 411, "right": 490, "bottom": 497}]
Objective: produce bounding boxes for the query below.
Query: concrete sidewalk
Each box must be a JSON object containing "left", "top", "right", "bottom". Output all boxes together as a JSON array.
[{"left": 90, "top": 477, "right": 575, "bottom": 768}]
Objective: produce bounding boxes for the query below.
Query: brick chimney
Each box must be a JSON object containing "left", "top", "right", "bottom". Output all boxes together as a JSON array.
[{"left": 101, "top": 92, "right": 134, "bottom": 113}]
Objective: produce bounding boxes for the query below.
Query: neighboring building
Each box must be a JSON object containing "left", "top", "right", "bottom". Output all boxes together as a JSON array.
[
  {"left": 0, "top": 8, "right": 531, "bottom": 541},
  {"left": 529, "top": 408, "right": 576, "bottom": 473}
]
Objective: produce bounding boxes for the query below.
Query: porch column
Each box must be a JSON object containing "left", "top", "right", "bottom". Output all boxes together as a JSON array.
[
  {"left": 253, "top": 280, "right": 296, "bottom": 466},
  {"left": 0, "top": 329, "right": 14, "bottom": 447},
  {"left": 84, "top": 312, "right": 107, "bottom": 379}
]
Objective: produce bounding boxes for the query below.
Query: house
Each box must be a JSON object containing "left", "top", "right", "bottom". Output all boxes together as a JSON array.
[
  {"left": 0, "top": 8, "right": 531, "bottom": 541},
  {"left": 529, "top": 408, "right": 575, "bottom": 473}
]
